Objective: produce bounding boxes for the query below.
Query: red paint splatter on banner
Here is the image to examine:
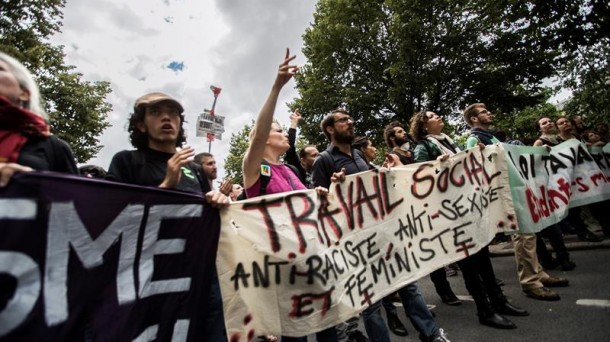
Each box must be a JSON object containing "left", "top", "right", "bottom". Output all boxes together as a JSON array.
[
  {"left": 457, "top": 242, "right": 475, "bottom": 257},
  {"left": 362, "top": 291, "right": 372, "bottom": 306}
]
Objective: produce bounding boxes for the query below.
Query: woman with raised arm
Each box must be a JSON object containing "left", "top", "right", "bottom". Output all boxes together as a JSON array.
[
  {"left": 242, "top": 49, "right": 306, "bottom": 198},
  {"left": 241, "top": 50, "right": 335, "bottom": 342},
  {"left": 0, "top": 51, "right": 78, "bottom": 187}
]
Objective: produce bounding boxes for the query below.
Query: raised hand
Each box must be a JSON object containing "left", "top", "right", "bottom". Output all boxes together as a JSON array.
[
  {"left": 273, "top": 48, "right": 298, "bottom": 89},
  {"left": 219, "top": 178, "right": 233, "bottom": 196},
  {"left": 159, "top": 146, "right": 195, "bottom": 188},
  {"left": 290, "top": 109, "right": 302, "bottom": 129}
]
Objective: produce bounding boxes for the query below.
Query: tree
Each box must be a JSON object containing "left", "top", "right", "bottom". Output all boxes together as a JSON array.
[
  {"left": 223, "top": 121, "right": 254, "bottom": 186},
  {"left": 1, "top": 0, "right": 112, "bottom": 162},
  {"left": 560, "top": 44, "right": 610, "bottom": 126},
  {"left": 292, "top": 0, "right": 598, "bottom": 147},
  {"left": 493, "top": 101, "right": 562, "bottom": 144}
]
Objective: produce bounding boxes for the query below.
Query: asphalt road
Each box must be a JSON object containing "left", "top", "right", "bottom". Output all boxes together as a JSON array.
[{"left": 380, "top": 248, "right": 610, "bottom": 341}]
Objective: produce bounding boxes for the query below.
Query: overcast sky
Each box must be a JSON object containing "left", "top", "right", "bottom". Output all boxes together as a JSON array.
[{"left": 51, "top": 0, "right": 317, "bottom": 182}]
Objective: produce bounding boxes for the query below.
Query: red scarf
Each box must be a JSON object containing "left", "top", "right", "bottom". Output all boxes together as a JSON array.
[{"left": 0, "top": 96, "right": 50, "bottom": 163}]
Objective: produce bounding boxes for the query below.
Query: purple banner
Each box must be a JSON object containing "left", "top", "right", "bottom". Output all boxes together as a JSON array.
[{"left": 0, "top": 172, "right": 220, "bottom": 341}]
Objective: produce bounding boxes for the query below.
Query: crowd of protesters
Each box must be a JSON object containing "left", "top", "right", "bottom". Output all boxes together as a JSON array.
[{"left": 1, "top": 48, "right": 609, "bottom": 342}]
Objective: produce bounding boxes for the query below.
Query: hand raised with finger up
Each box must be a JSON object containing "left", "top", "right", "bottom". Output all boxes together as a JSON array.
[{"left": 273, "top": 48, "right": 298, "bottom": 89}]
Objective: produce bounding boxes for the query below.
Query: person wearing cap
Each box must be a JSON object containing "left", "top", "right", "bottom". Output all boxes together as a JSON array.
[
  {"left": 107, "top": 92, "right": 228, "bottom": 341},
  {"left": 106, "top": 92, "right": 202, "bottom": 190}
]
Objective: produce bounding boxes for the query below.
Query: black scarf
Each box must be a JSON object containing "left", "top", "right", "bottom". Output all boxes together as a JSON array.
[{"left": 470, "top": 127, "right": 495, "bottom": 146}]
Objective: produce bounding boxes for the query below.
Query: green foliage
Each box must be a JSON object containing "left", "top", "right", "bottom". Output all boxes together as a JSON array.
[
  {"left": 560, "top": 44, "right": 610, "bottom": 127},
  {"left": 493, "top": 101, "right": 562, "bottom": 144},
  {"left": 371, "top": 143, "right": 388, "bottom": 167},
  {"left": 223, "top": 121, "right": 254, "bottom": 186},
  {"left": 293, "top": 0, "right": 604, "bottom": 148},
  {"left": 0, "top": 0, "right": 112, "bottom": 162}
]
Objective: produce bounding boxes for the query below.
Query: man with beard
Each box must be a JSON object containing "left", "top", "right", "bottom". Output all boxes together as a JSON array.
[
  {"left": 195, "top": 152, "right": 218, "bottom": 185},
  {"left": 384, "top": 120, "right": 415, "bottom": 165},
  {"left": 195, "top": 152, "right": 232, "bottom": 195},
  {"left": 312, "top": 109, "right": 449, "bottom": 342},
  {"left": 461, "top": 103, "right": 531, "bottom": 325}
]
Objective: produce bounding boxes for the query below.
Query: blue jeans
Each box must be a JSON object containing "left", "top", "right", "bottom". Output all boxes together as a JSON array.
[
  {"left": 397, "top": 282, "right": 438, "bottom": 341},
  {"left": 361, "top": 300, "right": 390, "bottom": 342},
  {"left": 382, "top": 295, "right": 397, "bottom": 316}
]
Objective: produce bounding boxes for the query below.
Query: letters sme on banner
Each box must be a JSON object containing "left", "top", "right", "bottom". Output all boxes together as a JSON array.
[
  {"left": 504, "top": 140, "right": 610, "bottom": 233},
  {"left": 217, "top": 145, "right": 516, "bottom": 339},
  {"left": 0, "top": 173, "right": 220, "bottom": 341}
]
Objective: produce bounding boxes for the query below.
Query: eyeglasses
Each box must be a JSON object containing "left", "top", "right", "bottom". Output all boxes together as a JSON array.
[
  {"left": 476, "top": 109, "right": 491, "bottom": 116},
  {"left": 334, "top": 116, "right": 353, "bottom": 124}
]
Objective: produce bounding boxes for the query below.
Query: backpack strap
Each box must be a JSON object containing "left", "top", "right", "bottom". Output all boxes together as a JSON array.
[
  {"left": 258, "top": 160, "right": 272, "bottom": 197},
  {"left": 285, "top": 163, "right": 301, "bottom": 190}
]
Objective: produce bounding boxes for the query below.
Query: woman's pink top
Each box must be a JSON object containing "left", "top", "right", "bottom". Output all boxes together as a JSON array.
[{"left": 245, "top": 163, "right": 306, "bottom": 198}]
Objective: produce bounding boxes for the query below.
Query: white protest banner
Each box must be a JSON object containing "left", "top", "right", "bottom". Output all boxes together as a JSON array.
[
  {"left": 217, "top": 145, "right": 517, "bottom": 340},
  {"left": 504, "top": 140, "right": 610, "bottom": 233}
]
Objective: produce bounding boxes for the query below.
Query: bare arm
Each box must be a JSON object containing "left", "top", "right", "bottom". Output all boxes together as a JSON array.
[{"left": 242, "top": 49, "right": 298, "bottom": 189}]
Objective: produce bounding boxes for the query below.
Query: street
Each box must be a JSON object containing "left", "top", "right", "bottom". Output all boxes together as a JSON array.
[{"left": 382, "top": 248, "right": 610, "bottom": 341}]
